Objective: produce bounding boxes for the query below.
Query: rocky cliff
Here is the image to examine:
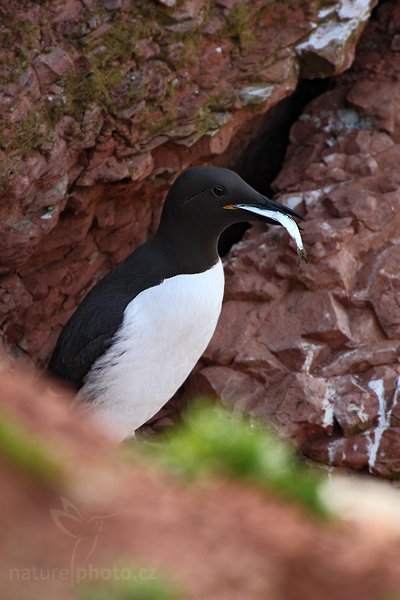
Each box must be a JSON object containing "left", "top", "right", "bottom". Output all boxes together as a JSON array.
[
  {"left": 3, "top": 0, "right": 399, "bottom": 477},
  {"left": 188, "top": 0, "right": 400, "bottom": 478},
  {"left": 0, "top": 0, "right": 375, "bottom": 363}
]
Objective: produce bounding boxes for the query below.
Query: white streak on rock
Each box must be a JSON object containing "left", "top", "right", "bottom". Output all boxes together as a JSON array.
[
  {"left": 299, "top": 342, "right": 319, "bottom": 374},
  {"left": 337, "top": 0, "right": 372, "bottom": 21},
  {"left": 367, "top": 379, "right": 388, "bottom": 471},
  {"left": 347, "top": 402, "right": 369, "bottom": 423},
  {"left": 328, "top": 438, "right": 344, "bottom": 466},
  {"left": 239, "top": 85, "right": 274, "bottom": 106},
  {"left": 322, "top": 382, "right": 336, "bottom": 428},
  {"left": 279, "top": 186, "right": 334, "bottom": 211}
]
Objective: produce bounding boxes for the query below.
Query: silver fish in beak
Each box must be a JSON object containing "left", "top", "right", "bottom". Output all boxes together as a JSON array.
[{"left": 225, "top": 196, "right": 308, "bottom": 266}]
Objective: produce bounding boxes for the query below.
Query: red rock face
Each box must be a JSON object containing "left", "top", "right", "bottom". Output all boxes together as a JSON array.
[
  {"left": 3, "top": 0, "right": 396, "bottom": 478},
  {"left": 188, "top": 0, "right": 400, "bottom": 478},
  {"left": 0, "top": 0, "right": 375, "bottom": 366}
]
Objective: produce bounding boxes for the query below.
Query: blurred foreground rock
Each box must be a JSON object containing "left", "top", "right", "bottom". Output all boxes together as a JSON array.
[
  {"left": 188, "top": 0, "right": 400, "bottom": 478},
  {"left": 2, "top": 365, "right": 400, "bottom": 600}
]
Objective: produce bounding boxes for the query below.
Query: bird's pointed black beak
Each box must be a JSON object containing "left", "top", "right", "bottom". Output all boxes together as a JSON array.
[{"left": 223, "top": 195, "right": 304, "bottom": 223}]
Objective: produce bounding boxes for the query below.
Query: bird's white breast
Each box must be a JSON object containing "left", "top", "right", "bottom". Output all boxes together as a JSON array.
[{"left": 79, "top": 260, "right": 224, "bottom": 440}]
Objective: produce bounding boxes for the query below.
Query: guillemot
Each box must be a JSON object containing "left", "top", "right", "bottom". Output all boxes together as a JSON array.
[{"left": 49, "top": 166, "right": 306, "bottom": 440}]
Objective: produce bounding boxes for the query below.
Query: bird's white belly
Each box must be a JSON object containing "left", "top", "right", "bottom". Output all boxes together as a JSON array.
[{"left": 79, "top": 260, "right": 224, "bottom": 440}]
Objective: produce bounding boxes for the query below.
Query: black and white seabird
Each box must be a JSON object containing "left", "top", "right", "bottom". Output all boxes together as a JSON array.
[{"left": 49, "top": 166, "right": 306, "bottom": 440}]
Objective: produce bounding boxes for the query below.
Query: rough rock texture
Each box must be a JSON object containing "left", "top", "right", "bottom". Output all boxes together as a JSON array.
[
  {"left": 188, "top": 0, "right": 400, "bottom": 478},
  {"left": 2, "top": 366, "right": 400, "bottom": 600},
  {"left": 0, "top": 0, "right": 375, "bottom": 366}
]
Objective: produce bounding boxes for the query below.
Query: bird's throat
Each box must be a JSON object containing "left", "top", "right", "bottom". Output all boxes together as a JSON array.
[{"left": 155, "top": 222, "right": 221, "bottom": 275}]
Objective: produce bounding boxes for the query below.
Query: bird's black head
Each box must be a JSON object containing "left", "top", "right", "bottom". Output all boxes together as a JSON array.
[
  {"left": 157, "top": 166, "right": 305, "bottom": 269},
  {"left": 160, "top": 166, "right": 303, "bottom": 231}
]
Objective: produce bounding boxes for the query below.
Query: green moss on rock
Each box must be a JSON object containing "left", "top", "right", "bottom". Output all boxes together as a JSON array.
[
  {"left": 0, "top": 108, "right": 57, "bottom": 191},
  {"left": 195, "top": 105, "right": 222, "bottom": 136},
  {"left": 64, "top": 70, "right": 110, "bottom": 120},
  {"left": 140, "top": 401, "right": 329, "bottom": 518},
  {"left": 7, "top": 112, "right": 51, "bottom": 156},
  {"left": 148, "top": 111, "right": 177, "bottom": 137},
  {"left": 224, "top": 4, "right": 256, "bottom": 49},
  {"left": 0, "top": 17, "right": 38, "bottom": 84}
]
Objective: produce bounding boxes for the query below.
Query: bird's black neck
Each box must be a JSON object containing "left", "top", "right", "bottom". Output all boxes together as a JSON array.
[{"left": 155, "top": 215, "right": 221, "bottom": 274}]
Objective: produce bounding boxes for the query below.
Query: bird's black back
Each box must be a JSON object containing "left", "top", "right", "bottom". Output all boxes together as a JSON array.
[{"left": 48, "top": 238, "right": 186, "bottom": 389}]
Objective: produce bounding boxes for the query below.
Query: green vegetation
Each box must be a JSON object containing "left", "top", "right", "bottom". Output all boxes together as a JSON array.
[
  {"left": 0, "top": 108, "right": 56, "bottom": 192},
  {"left": 224, "top": 4, "right": 256, "bottom": 49},
  {"left": 85, "top": 18, "right": 146, "bottom": 100},
  {"left": 88, "top": 20, "right": 142, "bottom": 67},
  {"left": 76, "top": 566, "right": 180, "bottom": 600},
  {"left": 162, "top": 32, "right": 198, "bottom": 70},
  {"left": 208, "top": 90, "right": 234, "bottom": 111},
  {"left": 140, "top": 401, "right": 328, "bottom": 518},
  {"left": 63, "top": 70, "right": 110, "bottom": 120},
  {"left": 147, "top": 110, "right": 176, "bottom": 137},
  {"left": 68, "top": 11, "right": 169, "bottom": 116},
  {"left": 61, "top": 13, "right": 173, "bottom": 119},
  {"left": 0, "top": 17, "right": 37, "bottom": 84},
  {"left": 0, "top": 110, "right": 53, "bottom": 157},
  {"left": 0, "top": 410, "right": 65, "bottom": 488},
  {"left": 195, "top": 105, "right": 220, "bottom": 136}
]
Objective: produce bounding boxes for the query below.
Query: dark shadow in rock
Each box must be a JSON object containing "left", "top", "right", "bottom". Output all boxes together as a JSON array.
[{"left": 218, "top": 78, "right": 330, "bottom": 257}]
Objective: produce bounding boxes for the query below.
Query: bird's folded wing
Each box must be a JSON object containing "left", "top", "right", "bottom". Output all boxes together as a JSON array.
[
  {"left": 48, "top": 242, "right": 170, "bottom": 390},
  {"left": 48, "top": 304, "right": 125, "bottom": 389}
]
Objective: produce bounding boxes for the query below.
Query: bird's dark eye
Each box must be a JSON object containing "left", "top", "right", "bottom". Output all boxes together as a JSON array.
[{"left": 212, "top": 186, "right": 225, "bottom": 197}]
